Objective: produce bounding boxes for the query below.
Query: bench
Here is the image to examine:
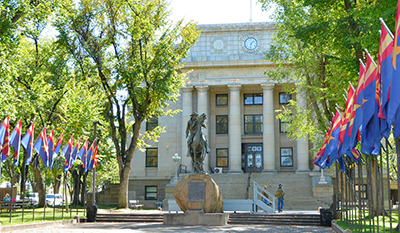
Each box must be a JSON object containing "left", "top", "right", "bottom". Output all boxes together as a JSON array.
[
  {"left": 0, "top": 202, "right": 21, "bottom": 213},
  {"left": 128, "top": 200, "right": 143, "bottom": 210}
]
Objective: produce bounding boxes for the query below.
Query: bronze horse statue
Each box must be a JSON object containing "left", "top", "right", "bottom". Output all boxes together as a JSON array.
[{"left": 189, "top": 113, "right": 208, "bottom": 174}]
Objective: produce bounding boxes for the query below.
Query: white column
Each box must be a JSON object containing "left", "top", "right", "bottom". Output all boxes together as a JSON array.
[
  {"left": 296, "top": 89, "right": 311, "bottom": 173},
  {"left": 196, "top": 85, "right": 210, "bottom": 172},
  {"left": 181, "top": 87, "right": 193, "bottom": 172},
  {"left": 261, "top": 84, "right": 277, "bottom": 174},
  {"left": 228, "top": 85, "right": 243, "bottom": 173}
]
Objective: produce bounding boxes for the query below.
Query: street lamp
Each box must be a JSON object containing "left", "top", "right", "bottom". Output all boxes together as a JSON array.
[{"left": 172, "top": 153, "right": 181, "bottom": 178}]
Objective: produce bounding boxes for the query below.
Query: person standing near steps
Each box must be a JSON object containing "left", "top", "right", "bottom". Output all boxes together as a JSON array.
[{"left": 275, "top": 184, "right": 285, "bottom": 212}]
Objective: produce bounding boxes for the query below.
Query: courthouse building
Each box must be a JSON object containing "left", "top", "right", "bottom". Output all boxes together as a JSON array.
[{"left": 128, "top": 22, "right": 317, "bottom": 206}]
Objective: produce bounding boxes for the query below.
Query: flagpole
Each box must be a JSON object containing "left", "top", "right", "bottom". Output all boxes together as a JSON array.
[
  {"left": 379, "top": 18, "right": 395, "bottom": 40},
  {"left": 364, "top": 49, "right": 378, "bottom": 67}
]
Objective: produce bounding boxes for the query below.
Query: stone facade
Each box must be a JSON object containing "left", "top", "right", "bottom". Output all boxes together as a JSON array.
[{"left": 128, "top": 22, "right": 314, "bottom": 207}]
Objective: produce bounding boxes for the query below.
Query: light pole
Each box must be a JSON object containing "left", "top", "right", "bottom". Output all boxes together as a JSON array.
[
  {"left": 92, "top": 121, "right": 102, "bottom": 205},
  {"left": 172, "top": 153, "right": 181, "bottom": 178}
]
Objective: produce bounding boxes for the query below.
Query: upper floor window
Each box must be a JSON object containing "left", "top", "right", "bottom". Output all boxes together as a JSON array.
[
  {"left": 216, "top": 94, "right": 228, "bottom": 106},
  {"left": 280, "top": 119, "right": 289, "bottom": 133},
  {"left": 244, "top": 93, "right": 263, "bottom": 105},
  {"left": 146, "top": 117, "right": 158, "bottom": 131},
  {"left": 279, "top": 93, "right": 292, "bottom": 104},
  {"left": 244, "top": 115, "right": 263, "bottom": 134},
  {"left": 146, "top": 148, "right": 158, "bottom": 167},
  {"left": 216, "top": 115, "right": 228, "bottom": 134}
]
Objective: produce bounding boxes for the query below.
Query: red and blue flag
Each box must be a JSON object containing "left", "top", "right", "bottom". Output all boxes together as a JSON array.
[
  {"left": 79, "top": 139, "right": 89, "bottom": 172},
  {"left": 34, "top": 127, "right": 49, "bottom": 167},
  {"left": 9, "top": 120, "right": 22, "bottom": 166},
  {"left": 67, "top": 138, "right": 81, "bottom": 171},
  {"left": 88, "top": 143, "right": 99, "bottom": 172},
  {"left": 0, "top": 117, "right": 10, "bottom": 162},
  {"left": 21, "top": 122, "right": 35, "bottom": 165},
  {"left": 62, "top": 136, "right": 73, "bottom": 172},
  {"left": 48, "top": 130, "right": 56, "bottom": 169}
]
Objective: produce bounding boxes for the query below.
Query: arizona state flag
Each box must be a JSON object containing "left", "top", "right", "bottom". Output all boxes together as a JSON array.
[
  {"left": 378, "top": 22, "right": 394, "bottom": 138},
  {"left": 21, "top": 122, "right": 34, "bottom": 165},
  {"left": 361, "top": 52, "right": 379, "bottom": 154},
  {"left": 319, "top": 111, "right": 342, "bottom": 167},
  {"left": 62, "top": 136, "right": 73, "bottom": 172},
  {"left": 33, "top": 127, "right": 49, "bottom": 167},
  {"left": 9, "top": 120, "right": 22, "bottom": 166},
  {"left": 388, "top": 0, "right": 400, "bottom": 128},
  {"left": 0, "top": 117, "right": 10, "bottom": 162}
]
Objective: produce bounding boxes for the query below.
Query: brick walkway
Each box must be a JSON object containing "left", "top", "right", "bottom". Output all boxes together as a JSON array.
[{"left": 6, "top": 222, "right": 335, "bottom": 233}]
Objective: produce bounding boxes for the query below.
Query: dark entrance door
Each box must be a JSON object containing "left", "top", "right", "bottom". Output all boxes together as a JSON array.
[{"left": 244, "top": 144, "right": 263, "bottom": 173}]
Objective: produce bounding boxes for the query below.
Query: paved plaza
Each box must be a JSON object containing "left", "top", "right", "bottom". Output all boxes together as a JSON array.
[{"left": 7, "top": 222, "right": 335, "bottom": 233}]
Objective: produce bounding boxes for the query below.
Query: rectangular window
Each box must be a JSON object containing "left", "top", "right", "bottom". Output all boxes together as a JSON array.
[
  {"left": 145, "top": 186, "right": 157, "bottom": 200},
  {"left": 216, "top": 94, "right": 228, "bottom": 106},
  {"left": 216, "top": 115, "right": 228, "bottom": 134},
  {"left": 280, "top": 148, "right": 293, "bottom": 167},
  {"left": 280, "top": 119, "right": 289, "bottom": 133},
  {"left": 244, "top": 93, "right": 263, "bottom": 105},
  {"left": 355, "top": 184, "right": 368, "bottom": 200},
  {"left": 279, "top": 93, "right": 292, "bottom": 104},
  {"left": 146, "top": 117, "right": 158, "bottom": 131},
  {"left": 216, "top": 149, "right": 229, "bottom": 167},
  {"left": 244, "top": 115, "right": 263, "bottom": 134},
  {"left": 146, "top": 148, "right": 158, "bottom": 167}
]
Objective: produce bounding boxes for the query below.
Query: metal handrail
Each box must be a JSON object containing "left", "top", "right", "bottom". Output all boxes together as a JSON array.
[{"left": 253, "top": 181, "right": 276, "bottom": 213}]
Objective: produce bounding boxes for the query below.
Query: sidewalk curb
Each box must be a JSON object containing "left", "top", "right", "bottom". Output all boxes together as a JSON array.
[
  {"left": 1, "top": 218, "right": 78, "bottom": 232},
  {"left": 331, "top": 220, "right": 352, "bottom": 233}
]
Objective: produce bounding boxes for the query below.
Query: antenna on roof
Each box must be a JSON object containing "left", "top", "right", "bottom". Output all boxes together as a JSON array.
[{"left": 250, "top": 0, "right": 253, "bottom": 22}]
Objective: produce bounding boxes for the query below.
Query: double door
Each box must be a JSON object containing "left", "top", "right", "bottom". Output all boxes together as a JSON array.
[{"left": 243, "top": 144, "right": 263, "bottom": 173}]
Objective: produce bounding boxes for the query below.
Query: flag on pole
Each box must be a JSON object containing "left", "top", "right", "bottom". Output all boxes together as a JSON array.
[
  {"left": 361, "top": 52, "right": 379, "bottom": 154},
  {"left": 62, "top": 136, "right": 73, "bottom": 172},
  {"left": 388, "top": 0, "right": 400, "bottom": 127},
  {"left": 378, "top": 21, "right": 394, "bottom": 138},
  {"left": 339, "top": 86, "right": 356, "bottom": 156},
  {"left": 349, "top": 62, "right": 366, "bottom": 150},
  {"left": 87, "top": 141, "right": 97, "bottom": 172},
  {"left": 67, "top": 138, "right": 81, "bottom": 171},
  {"left": 0, "top": 116, "right": 10, "bottom": 162},
  {"left": 85, "top": 141, "right": 95, "bottom": 173},
  {"left": 48, "top": 130, "right": 56, "bottom": 169},
  {"left": 34, "top": 127, "right": 49, "bottom": 167},
  {"left": 88, "top": 142, "right": 99, "bottom": 172},
  {"left": 9, "top": 120, "right": 22, "bottom": 166},
  {"left": 79, "top": 139, "right": 89, "bottom": 171},
  {"left": 54, "top": 132, "right": 64, "bottom": 157},
  {"left": 21, "top": 122, "right": 35, "bottom": 165},
  {"left": 319, "top": 111, "right": 342, "bottom": 168}
]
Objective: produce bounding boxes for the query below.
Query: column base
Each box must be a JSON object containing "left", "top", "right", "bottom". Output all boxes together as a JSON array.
[
  {"left": 261, "top": 169, "right": 277, "bottom": 174},
  {"left": 295, "top": 169, "right": 311, "bottom": 174},
  {"left": 228, "top": 169, "right": 244, "bottom": 174}
]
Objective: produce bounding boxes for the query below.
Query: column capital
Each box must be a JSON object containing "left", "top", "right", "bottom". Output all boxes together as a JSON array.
[
  {"left": 195, "top": 85, "right": 209, "bottom": 92},
  {"left": 228, "top": 84, "right": 241, "bottom": 90},
  {"left": 261, "top": 83, "right": 275, "bottom": 90},
  {"left": 181, "top": 87, "right": 194, "bottom": 93}
]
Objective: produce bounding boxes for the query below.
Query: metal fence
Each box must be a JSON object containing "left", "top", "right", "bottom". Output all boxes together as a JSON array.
[{"left": 334, "top": 138, "right": 400, "bottom": 232}]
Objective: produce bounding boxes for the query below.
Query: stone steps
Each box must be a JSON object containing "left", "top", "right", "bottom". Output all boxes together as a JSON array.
[
  {"left": 228, "top": 213, "right": 321, "bottom": 226},
  {"left": 210, "top": 173, "right": 331, "bottom": 210},
  {"left": 96, "top": 213, "right": 164, "bottom": 223}
]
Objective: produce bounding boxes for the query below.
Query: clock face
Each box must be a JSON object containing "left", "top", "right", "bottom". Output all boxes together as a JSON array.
[{"left": 245, "top": 37, "right": 257, "bottom": 50}]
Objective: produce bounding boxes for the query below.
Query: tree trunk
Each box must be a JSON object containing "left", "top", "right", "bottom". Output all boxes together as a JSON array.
[
  {"left": 55, "top": 174, "right": 62, "bottom": 194},
  {"left": 118, "top": 165, "right": 131, "bottom": 208},
  {"left": 81, "top": 173, "right": 87, "bottom": 206},
  {"left": 72, "top": 170, "right": 80, "bottom": 206},
  {"left": 33, "top": 159, "right": 45, "bottom": 208}
]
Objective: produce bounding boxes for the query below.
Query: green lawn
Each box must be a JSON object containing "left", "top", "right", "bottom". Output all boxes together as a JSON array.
[
  {"left": 0, "top": 206, "right": 86, "bottom": 226},
  {"left": 336, "top": 210, "right": 399, "bottom": 232}
]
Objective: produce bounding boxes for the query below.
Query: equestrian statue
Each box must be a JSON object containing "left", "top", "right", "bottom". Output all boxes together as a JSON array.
[{"left": 185, "top": 112, "right": 211, "bottom": 174}]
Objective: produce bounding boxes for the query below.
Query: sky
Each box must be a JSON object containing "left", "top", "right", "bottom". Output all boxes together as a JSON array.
[{"left": 168, "top": 0, "right": 274, "bottom": 25}]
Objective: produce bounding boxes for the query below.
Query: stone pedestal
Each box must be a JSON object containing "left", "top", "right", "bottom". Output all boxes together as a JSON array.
[
  {"left": 173, "top": 174, "right": 223, "bottom": 213},
  {"left": 164, "top": 210, "right": 228, "bottom": 226}
]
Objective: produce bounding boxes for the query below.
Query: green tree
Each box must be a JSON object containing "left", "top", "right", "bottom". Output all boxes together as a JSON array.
[
  {"left": 259, "top": 0, "right": 396, "bottom": 143},
  {"left": 55, "top": 0, "right": 200, "bottom": 208}
]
